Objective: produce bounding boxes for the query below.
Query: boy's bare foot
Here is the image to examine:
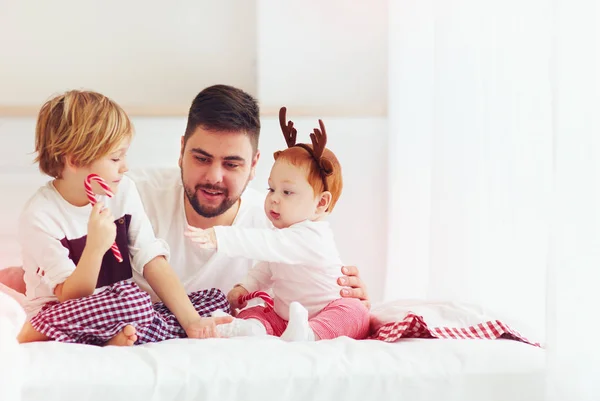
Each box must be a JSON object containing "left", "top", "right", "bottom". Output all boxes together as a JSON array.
[
  {"left": 105, "top": 325, "right": 137, "bottom": 346},
  {"left": 17, "top": 322, "right": 51, "bottom": 344}
]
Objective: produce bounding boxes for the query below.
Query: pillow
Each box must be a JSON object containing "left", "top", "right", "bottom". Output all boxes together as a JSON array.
[
  {"left": 370, "top": 299, "right": 498, "bottom": 330},
  {"left": 0, "top": 289, "right": 26, "bottom": 401},
  {"left": 0, "top": 289, "right": 25, "bottom": 342},
  {"left": 0, "top": 266, "right": 26, "bottom": 294}
]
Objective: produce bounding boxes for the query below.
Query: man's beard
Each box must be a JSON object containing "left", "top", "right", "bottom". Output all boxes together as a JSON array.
[{"left": 182, "top": 171, "right": 250, "bottom": 219}]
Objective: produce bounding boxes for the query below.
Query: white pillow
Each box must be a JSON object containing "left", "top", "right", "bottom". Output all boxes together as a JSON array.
[
  {"left": 0, "top": 288, "right": 26, "bottom": 345},
  {"left": 0, "top": 289, "right": 26, "bottom": 401}
]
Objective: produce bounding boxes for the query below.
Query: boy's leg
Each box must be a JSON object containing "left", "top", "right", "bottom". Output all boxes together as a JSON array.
[
  {"left": 17, "top": 322, "right": 50, "bottom": 343},
  {"left": 139, "top": 288, "right": 231, "bottom": 343},
  {"left": 28, "top": 281, "right": 155, "bottom": 346}
]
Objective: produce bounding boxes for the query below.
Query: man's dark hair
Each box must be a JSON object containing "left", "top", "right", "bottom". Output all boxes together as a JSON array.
[{"left": 184, "top": 85, "right": 260, "bottom": 153}]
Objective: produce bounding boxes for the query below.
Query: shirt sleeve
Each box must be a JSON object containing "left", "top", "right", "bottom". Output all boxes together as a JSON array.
[
  {"left": 125, "top": 180, "right": 170, "bottom": 276},
  {"left": 18, "top": 213, "right": 76, "bottom": 293},
  {"left": 213, "top": 222, "right": 337, "bottom": 266},
  {"left": 240, "top": 261, "right": 273, "bottom": 293}
]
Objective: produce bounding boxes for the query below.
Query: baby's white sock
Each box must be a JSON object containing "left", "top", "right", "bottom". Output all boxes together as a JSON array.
[
  {"left": 212, "top": 310, "right": 267, "bottom": 338},
  {"left": 280, "top": 302, "right": 316, "bottom": 342}
]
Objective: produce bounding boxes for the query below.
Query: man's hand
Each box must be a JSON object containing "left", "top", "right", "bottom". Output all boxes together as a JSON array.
[
  {"left": 338, "top": 265, "right": 370, "bottom": 309},
  {"left": 184, "top": 225, "right": 217, "bottom": 249},
  {"left": 184, "top": 316, "right": 233, "bottom": 339},
  {"left": 227, "top": 285, "right": 250, "bottom": 311}
]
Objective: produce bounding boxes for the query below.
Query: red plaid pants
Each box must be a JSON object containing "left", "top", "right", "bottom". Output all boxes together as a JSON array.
[{"left": 29, "top": 281, "right": 230, "bottom": 345}]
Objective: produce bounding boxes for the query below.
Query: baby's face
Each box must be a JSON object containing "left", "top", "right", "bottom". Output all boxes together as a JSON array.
[{"left": 264, "top": 160, "right": 320, "bottom": 229}]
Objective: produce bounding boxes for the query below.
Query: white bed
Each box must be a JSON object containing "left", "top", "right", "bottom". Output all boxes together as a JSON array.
[
  {"left": 18, "top": 336, "right": 545, "bottom": 401},
  {"left": 0, "top": 283, "right": 547, "bottom": 401}
]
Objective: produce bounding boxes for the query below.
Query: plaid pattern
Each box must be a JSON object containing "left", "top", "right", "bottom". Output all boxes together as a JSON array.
[
  {"left": 30, "top": 281, "right": 155, "bottom": 345},
  {"left": 371, "top": 312, "right": 541, "bottom": 347},
  {"left": 137, "top": 287, "right": 230, "bottom": 344},
  {"left": 30, "top": 281, "right": 230, "bottom": 345}
]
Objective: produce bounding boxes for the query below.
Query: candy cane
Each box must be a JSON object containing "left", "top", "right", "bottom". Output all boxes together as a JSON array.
[
  {"left": 239, "top": 291, "right": 274, "bottom": 309},
  {"left": 84, "top": 173, "right": 123, "bottom": 263}
]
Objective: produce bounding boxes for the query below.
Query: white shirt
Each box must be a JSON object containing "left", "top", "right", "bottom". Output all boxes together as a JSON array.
[
  {"left": 213, "top": 220, "right": 344, "bottom": 319},
  {"left": 128, "top": 168, "right": 271, "bottom": 301},
  {"left": 19, "top": 176, "right": 169, "bottom": 318}
]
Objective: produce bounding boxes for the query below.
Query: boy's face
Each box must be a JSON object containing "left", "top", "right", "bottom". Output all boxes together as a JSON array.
[
  {"left": 179, "top": 127, "right": 259, "bottom": 218},
  {"left": 87, "top": 137, "right": 130, "bottom": 194},
  {"left": 264, "top": 160, "right": 321, "bottom": 229}
]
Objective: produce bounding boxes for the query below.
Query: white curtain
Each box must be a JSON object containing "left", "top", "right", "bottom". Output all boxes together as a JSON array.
[{"left": 387, "top": 0, "right": 599, "bottom": 398}]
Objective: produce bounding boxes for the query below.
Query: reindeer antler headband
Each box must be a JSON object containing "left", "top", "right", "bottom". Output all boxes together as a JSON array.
[{"left": 279, "top": 107, "right": 334, "bottom": 191}]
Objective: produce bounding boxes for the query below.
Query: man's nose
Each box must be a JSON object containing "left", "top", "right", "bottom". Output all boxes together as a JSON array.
[{"left": 204, "top": 164, "right": 223, "bottom": 184}]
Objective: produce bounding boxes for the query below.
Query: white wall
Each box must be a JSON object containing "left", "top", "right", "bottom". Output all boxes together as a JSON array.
[
  {"left": 257, "top": 0, "right": 388, "bottom": 116},
  {"left": 0, "top": 0, "right": 257, "bottom": 114},
  {"left": 0, "top": 115, "right": 388, "bottom": 302},
  {"left": 0, "top": 0, "right": 388, "bottom": 118}
]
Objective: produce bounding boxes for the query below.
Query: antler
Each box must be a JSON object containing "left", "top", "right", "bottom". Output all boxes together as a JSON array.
[
  {"left": 279, "top": 107, "right": 297, "bottom": 148},
  {"left": 310, "top": 119, "right": 327, "bottom": 160},
  {"left": 310, "top": 119, "right": 334, "bottom": 176}
]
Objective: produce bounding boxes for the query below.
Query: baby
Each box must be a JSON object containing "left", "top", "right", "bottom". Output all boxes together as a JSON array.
[{"left": 185, "top": 107, "right": 370, "bottom": 341}]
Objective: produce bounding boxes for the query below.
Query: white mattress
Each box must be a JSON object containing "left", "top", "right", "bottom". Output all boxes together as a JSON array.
[{"left": 18, "top": 337, "right": 546, "bottom": 401}]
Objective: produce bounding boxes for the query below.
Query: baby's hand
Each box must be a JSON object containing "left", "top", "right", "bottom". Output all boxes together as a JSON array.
[
  {"left": 184, "top": 316, "right": 233, "bottom": 339},
  {"left": 227, "top": 285, "right": 250, "bottom": 311},
  {"left": 184, "top": 225, "right": 217, "bottom": 249}
]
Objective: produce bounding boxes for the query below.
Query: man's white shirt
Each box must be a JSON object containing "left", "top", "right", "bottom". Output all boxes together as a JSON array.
[{"left": 129, "top": 168, "right": 271, "bottom": 301}]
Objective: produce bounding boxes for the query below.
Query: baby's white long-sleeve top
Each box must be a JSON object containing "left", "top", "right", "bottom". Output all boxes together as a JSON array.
[{"left": 213, "top": 220, "right": 343, "bottom": 320}]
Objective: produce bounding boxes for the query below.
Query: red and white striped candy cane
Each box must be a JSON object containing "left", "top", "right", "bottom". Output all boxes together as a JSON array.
[
  {"left": 84, "top": 173, "right": 123, "bottom": 263},
  {"left": 239, "top": 291, "right": 274, "bottom": 309}
]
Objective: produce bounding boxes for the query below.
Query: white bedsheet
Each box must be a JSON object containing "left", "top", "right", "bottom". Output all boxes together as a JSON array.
[{"left": 18, "top": 337, "right": 546, "bottom": 401}]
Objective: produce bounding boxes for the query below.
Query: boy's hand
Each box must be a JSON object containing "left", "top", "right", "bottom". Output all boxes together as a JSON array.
[
  {"left": 184, "top": 226, "right": 217, "bottom": 249},
  {"left": 227, "top": 285, "right": 249, "bottom": 311},
  {"left": 184, "top": 316, "right": 233, "bottom": 339},
  {"left": 87, "top": 202, "right": 116, "bottom": 254}
]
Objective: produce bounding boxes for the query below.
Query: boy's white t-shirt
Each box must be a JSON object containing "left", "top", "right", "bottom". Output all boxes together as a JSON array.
[
  {"left": 128, "top": 168, "right": 271, "bottom": 301},
  {"left": 19, "top": 176, "right": 169, "bottom": 318}
]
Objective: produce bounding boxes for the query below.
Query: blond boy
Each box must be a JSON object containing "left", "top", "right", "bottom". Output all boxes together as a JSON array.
[{"left": 17, "top": 90, "right": 231, "bottom": 346}]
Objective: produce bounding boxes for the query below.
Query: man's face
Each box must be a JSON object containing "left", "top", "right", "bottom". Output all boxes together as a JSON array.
[{"left": 179, "top": 127, "right": 259, "bottom": 218}]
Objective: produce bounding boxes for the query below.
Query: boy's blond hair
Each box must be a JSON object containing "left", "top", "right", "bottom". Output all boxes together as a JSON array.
[{"left": 35, "top": 90, "right": 133, "bottom": 178}]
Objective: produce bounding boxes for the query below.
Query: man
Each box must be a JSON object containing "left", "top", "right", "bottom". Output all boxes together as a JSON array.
[{"left": 130, "top": 84, "right": 369, "bottom": 306}]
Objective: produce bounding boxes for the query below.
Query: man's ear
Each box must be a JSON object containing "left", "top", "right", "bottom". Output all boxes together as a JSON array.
[
  {"left": 316, "top": 191, "right": 332, "bottom": 214},
  {"left": 249, "top": 149, "right": 260, "bottom": 181}
]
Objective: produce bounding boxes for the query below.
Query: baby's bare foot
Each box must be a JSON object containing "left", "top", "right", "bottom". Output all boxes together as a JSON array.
[{"left": 105, "top": 325, "right": 137, "bottom": 346}]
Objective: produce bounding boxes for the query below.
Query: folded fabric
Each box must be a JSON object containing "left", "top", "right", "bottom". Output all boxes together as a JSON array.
[{"left": 369, "top": 299, "right": 540, "bottom": 347}]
